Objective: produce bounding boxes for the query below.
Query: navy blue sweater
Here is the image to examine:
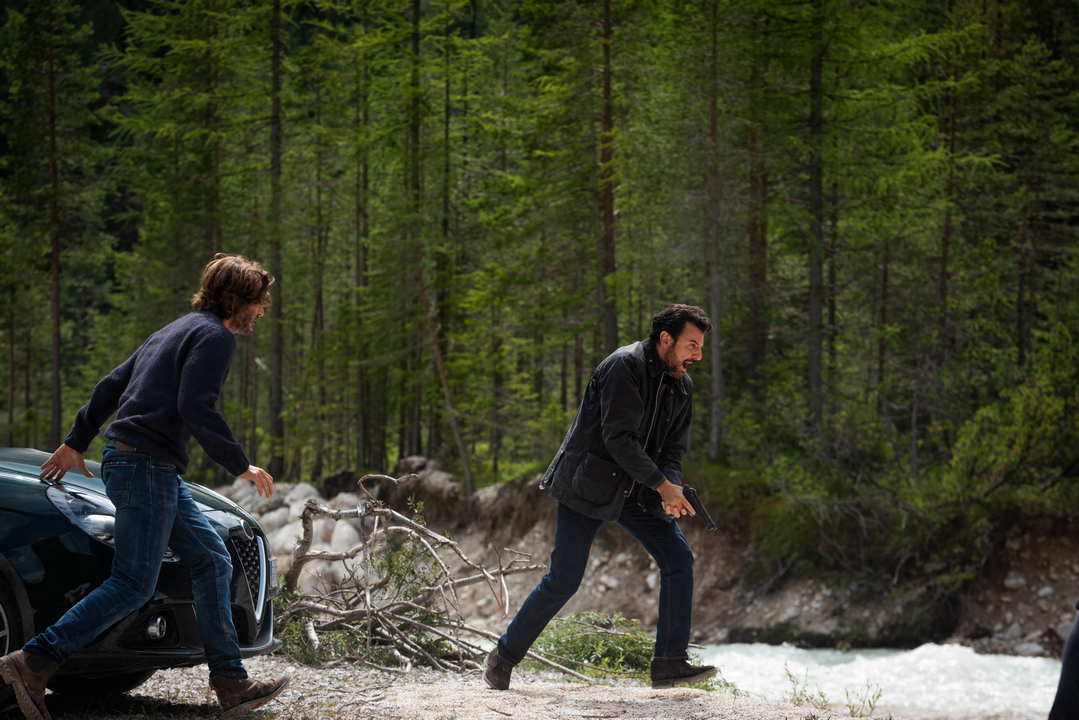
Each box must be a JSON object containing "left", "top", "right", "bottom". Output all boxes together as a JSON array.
[{"left": 65, "top": 311, "right": 250, "bottom": 476}]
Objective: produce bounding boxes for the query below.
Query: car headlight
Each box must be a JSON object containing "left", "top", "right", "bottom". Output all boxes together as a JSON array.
[
  {"left": 45, "top": 486, "right": 179, "bottom": 561},
  {"left": 47, "top": 486, "right": 116, "bottom": 544}
]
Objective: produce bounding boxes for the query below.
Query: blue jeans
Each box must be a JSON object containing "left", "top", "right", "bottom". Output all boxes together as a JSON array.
[
  {"left": 498, "top": 500, "right": 695, "bottom": 664},
  {"left": 25, "top": 446, "right": 247, "bottom": 678},
  {"left": 1050, "top": 610, "right": 1079, "bottom": 719}
]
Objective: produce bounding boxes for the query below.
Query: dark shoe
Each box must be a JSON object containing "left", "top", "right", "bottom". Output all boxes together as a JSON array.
[
  {"left": 484, "top": 648, "right": 514, "bottom": 690},
  {"left": 211, "top": 674, "right": 290, "bottom": 719},
  {"left": 650, "top": 657, "right": 717, "bottom": 689},
  {"left": 0, "top": 649, "right": 58, "bottom": 720}
]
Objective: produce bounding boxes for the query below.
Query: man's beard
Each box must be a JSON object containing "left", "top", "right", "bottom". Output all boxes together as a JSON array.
[{"left": 661, "top": 347, "right": 689, "bottom": 377}]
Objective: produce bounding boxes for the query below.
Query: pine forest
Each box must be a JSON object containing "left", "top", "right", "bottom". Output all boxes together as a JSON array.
[{"left": 2, "top": 0, "right": 1078, "bottom": 582}]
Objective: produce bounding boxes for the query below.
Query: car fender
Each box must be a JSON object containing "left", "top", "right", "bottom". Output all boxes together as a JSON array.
[{"left": 0, "top": 553, "right": 35, "bottom": 642}]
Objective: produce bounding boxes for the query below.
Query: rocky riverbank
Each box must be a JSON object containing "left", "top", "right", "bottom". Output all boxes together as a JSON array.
[{"left": 218, "top": 456, "right": 1078, "bottom": 661}]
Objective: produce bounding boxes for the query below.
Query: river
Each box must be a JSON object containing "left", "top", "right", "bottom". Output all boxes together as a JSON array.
[{"left": 700, "top": 642, "right": 1059, "bottom": 717}]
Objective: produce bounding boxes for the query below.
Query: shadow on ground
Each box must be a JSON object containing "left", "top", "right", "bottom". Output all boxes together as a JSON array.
[{"left": 0, "top": 693, "right": 230, "bottom": 719}]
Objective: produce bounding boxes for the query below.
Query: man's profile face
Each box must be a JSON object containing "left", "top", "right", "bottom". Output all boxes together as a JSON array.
[
  {"left": 228, "top": 301, "right": 266, "bottom": 335},
  {"left": 658, "top": 323, "right": 705, "bottom": 378}
]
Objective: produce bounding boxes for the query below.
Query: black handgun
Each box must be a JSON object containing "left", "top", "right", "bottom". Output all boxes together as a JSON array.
[{"left": 682, "top": 487, "right": 718, "bottom": 531}]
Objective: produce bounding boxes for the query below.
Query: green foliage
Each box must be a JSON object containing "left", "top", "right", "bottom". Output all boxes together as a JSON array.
[
  {"left": 845, "top": 680, "right": 883, "bottom": 718},
  {"left": 530, "top": 611, "right": 654, "bottom": 675},
  {"left": 2, "top": 0, "right": 1079, "bottom": 605},
  {"left": 784, "top": 663, "right": 831, "bottom": 711}
]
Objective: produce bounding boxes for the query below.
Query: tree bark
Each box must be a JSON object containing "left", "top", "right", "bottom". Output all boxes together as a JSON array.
[
  {"left": 269, "top": 0, "right": 285, "bottom": 478},
  {"left": 47, "top": 48, "right": 62, "bottom": 449},
  {"left": 354, "top": 13, "right": 371, "bottom": 469},
  {"left": 596, "top": 0, "right": 618, "bottom": 353},
  {"left": 747, "top": 99, "right": 768, "bottom": 386},
  {"left": 806, "top": 0, "right": 825, "bottom": 436},
  {"left": 706, "top": 0, "right": 724, "bottom": 461}
]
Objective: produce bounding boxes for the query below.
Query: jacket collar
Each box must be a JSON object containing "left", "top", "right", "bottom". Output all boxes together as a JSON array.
[{"left": 642, "top": 339, "right": 689, "bottom": 396}]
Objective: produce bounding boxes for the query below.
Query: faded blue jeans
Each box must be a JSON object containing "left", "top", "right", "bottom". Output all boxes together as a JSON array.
[
  {"left": 497, "top": 500, "right": 695, "bottom": 664},
  {"left": 25, "top": 446, "right": 247, "bottom": 678}
]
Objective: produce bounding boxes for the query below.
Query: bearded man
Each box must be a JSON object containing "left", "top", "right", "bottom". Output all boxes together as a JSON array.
[
  {"left": 0, "top": 254, "right": 289, "bottom": 720},
  {"left": 485, "top": 304, "right": 717, "bottom": 691}
]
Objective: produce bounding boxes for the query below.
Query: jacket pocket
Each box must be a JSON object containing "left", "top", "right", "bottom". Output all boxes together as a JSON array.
[{"left": 571, "top": 452, "right": 627, "bottom": 506}]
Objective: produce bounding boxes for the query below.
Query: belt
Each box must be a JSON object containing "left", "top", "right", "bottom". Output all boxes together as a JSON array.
[{"left": 115, "top": 441, "right": 139, "bottom": 452}]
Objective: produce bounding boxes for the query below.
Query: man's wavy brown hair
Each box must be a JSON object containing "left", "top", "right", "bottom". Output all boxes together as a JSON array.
[{"left": 190, "top": 253, "right": 273, "bottom": 319}]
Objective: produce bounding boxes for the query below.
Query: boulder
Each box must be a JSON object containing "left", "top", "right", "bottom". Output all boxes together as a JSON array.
[
  {"left": 331, "top": 522, "right": 362, "bottom": 553},
  {"left": 259, "top": 506, "right": 291, "bottom": 534},
  {"left": 270, "top": 520, "right": 305, "bottom": 556},
  {"left": 285, "top": 483, "right": 321, "bottom": 504}
]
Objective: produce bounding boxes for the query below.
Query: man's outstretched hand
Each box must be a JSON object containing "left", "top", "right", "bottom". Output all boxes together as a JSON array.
[
  {"left": 657, "top": 479, "right": 696, "bottom": 519},
  {"left": 240, "top": 465, "right": 275, "bottom": 497},
  {"left": 40, "top": 443, "right": 93, "bottom": 482}
]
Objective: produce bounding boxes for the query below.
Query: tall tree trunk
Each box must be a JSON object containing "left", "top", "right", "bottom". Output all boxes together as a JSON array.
[
  {"left": 268, "top": 0, "right": 285, "bottom": 478},
  {"left": 354, "top": 34, "right": 371, "bottom": 469},
  {"left": 311, "top": 93, "right": 326, "bottom": 482},
  {"left": 206, "top": 35, "right": 222, "bottom": 253},
  {"left": 47, "top": 48, "right": 62, "bottom": 449},
  {"left": 404, "top": 0, "right": 424, "bottom": 458},
  {"left": 746, "top": 25, "right": 772, "bottom": 388},
  {"left": 939, "top": 80, "right": 957, "bottom": 354},
  {"left": 706, "top": 0, "right": 724, "bottom": 461},
  {"left": 806, "top": 0, "right": 825, "bottom": 436},
  {"left": 596, "top": 0, "right": 618, "bottom": 353},
  {"left": 7, "top": 292, "right": 15, "bottom": 446},
  {"left": 827, "top": 179, "right": 838, "bottom": 407},
  {"left": 1016, "top": 220, "right": 1030, "bottom": 366},
  {"left": 877, "top": 237, "right": 891, "bottom": 415}
]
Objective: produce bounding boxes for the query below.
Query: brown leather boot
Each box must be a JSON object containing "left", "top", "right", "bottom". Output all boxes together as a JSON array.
[
  {"left": 0, "top": 649, "right": 58, "bottom": 720},
  {"left": 210, "top": 674, "right": 290, "bottom": 719}
]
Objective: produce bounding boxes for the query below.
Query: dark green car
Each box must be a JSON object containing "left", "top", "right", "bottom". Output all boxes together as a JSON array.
[{"left": 0, "top": 447, "right": 276, "bottom": 705}]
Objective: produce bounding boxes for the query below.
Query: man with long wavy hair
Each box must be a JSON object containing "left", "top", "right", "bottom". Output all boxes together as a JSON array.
[{"left": 0, "top": 254, "right": 289, "bottom": 720}]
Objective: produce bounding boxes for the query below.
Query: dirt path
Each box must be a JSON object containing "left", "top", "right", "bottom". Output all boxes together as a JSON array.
[{"left": 2, "top": 655, "right": 1041, "bottom": 720}]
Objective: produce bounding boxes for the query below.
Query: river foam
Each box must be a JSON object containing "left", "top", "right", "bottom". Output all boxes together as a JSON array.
[{"left": 699, "top": 642, "right": 1058, "bottom": 715}]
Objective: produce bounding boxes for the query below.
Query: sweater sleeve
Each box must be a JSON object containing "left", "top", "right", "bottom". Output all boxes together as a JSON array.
[
  {"left": 177, "top": 329, "right": 250, "bottom": 476},
  {"left": 64, "top": 351, "right": 139, "bottom": 453}
]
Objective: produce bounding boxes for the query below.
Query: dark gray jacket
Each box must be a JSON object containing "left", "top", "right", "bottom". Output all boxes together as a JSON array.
[{"left": 540, "top": 339, "right": 693, "bottom": 520}]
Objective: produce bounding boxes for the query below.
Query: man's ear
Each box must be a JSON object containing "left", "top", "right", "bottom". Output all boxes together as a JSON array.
[{"left": 658, "top": 330, "right": 673, "bottom": 348}]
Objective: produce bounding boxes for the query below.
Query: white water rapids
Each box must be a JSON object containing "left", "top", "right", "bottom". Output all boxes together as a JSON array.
[{"left": 699, "top": 642, "right": 1059, "bottom": 717}]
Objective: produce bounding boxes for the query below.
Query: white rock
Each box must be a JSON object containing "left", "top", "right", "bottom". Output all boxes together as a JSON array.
[
  {"left": 1014, "top": 642, "right": 1045, "bottom": 657},
  {"left": 1000, "top": 621, "right": 1023, "bottom": 641},
  {"left": 270, "top": 520, "right": 305, "bottom": 556},
  {"left": 331, "top": 522, "right": 362, "bottom": 552},
  {"left": 289, "top": 499, "right": 318, "bottom": 522},
  {"left": 259, "top": 507, "right": 291, "bottom": 534},
  {"left": 1004, "top": 572, "right": 1025, "bottom": 590},
  {"left": 645, "top": 572, "right": 658, "bottom": 592},
  {"left": 599, "top": 575, "right": 619, "bottom": 590},
  {"left": 1039, "top": 586, "right": 1056, "bottom": 598},
  {"left": 297, "top": 560, "right": 340, "bottom": 595},
  {"left": 314, "top": 518, "right": 335, "bottom": 544},
  {"left": 285, "top": 483, "right": 321, "bottom": 504},
  {"left": 329, "top": 492, "right": 363, "bottom": 510}
]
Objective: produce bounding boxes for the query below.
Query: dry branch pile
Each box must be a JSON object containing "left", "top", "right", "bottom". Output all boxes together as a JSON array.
[{"left": 275, "top": 474, "right": 593, "bottom": 680}]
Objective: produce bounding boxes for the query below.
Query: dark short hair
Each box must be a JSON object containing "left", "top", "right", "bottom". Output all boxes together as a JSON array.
[
  {"left": 649, "top": 304, "right": 712, "bottom": 345},
  {"left": 191, "top": 253, "right": 273, "bottom": 319}
]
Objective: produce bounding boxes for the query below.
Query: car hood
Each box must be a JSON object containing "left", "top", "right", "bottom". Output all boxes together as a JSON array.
[{"left": 0, "top": 447, "right": 256, "bottom": 524}]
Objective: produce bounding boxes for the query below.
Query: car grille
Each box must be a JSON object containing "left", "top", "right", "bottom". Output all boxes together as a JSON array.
[{"left": 230, "top": 533, "right": 268, "bottom": 623}]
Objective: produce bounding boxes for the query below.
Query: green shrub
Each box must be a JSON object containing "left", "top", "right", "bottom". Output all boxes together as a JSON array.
[{"left": 530, "top": 611, "right": 654, "bottom": 674}]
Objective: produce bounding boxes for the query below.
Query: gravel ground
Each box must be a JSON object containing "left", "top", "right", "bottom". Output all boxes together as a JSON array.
[{"left": 0, "top": 655, "right": 1041, "bottom": 720}]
